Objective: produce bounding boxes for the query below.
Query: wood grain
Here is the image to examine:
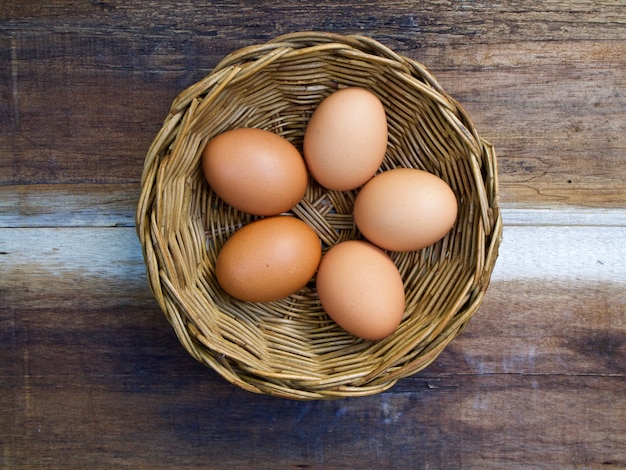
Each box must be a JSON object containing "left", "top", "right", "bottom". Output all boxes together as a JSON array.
[
  {"left": 1, "top": 1, "right": 625, "bottom": 206},
  {"left": 1, "top": 0, "right": 625, "bottom": 468},
  {"left": 0, "top": 183, "right": 137, "bottom": 227},
  {"left": 2, "top": 199, "right": 625, "bottom": 468}
]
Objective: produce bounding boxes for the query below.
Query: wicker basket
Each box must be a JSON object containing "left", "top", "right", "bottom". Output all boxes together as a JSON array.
[{"left": 136, "top": 31, "right": 502, "bottom": 400}]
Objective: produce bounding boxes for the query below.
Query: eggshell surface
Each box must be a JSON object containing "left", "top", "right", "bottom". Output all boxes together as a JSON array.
[
  {"left": 216, "top": 216, "right": 322, "bottom": 302},
  {"left": 316, "top": 240, "right": 405, "bottom": 341},
  {"left": 303, "top": 87, "right": 388, "bottom": 191},
  {"left": 202, "top": 127, "right": 308, "bottom": 216},
  {"left": 353, "top": 168, "right": 458, "bottom": 252}
]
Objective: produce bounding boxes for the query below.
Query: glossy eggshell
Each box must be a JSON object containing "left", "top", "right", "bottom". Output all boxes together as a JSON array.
[
  {"left": 202, "top": 127, "right": 308, "bottom": 216},
  {"left": 353, "top": 168, "right": 458, "bottom": 252},
  {"left": 303, "top": 87, "right": 388, "bottom": 191},
  {"left": 316, "top": 240, "right": 405, "bottom": 341},
  {"left": 215, "top": 216, "right": 322, "bottom": 303}
]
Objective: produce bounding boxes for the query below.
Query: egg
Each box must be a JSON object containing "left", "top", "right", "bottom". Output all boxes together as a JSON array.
[
  {"left": 316, "top": 240, "right": 405, "bottom": 341},
  {"left": 216, "top": 216, "right": 322, "bottom": 303},
  {"left": 202, "top": 127, "right": 308, "bottom": 216},
  {"left": 303, "top": 87, "right": 388, "bottom": 191},
  {"left": 353, "top": 168, "right": 458, "bottom": 252}
]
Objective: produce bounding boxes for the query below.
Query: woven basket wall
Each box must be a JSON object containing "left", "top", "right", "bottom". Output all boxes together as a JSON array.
[{"left": 136, "top": 31, "right": 502, "bottom": 400}]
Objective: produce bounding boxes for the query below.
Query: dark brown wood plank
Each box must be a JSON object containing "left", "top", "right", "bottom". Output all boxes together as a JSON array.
[
  {"left": 436, "top": 40, "right": 626, "bottom": 208},
  {"left": 1, "top": 1, "right": 625, "bottom": 206},
  {"left": 2, "top": 371, "right": 624, "bottom": 468},
  {"left": 436, "top": 279, "right": 626, "bottom": 378},
  {"left": 1, "top": 290, "right": 624, "bottom": 468}
]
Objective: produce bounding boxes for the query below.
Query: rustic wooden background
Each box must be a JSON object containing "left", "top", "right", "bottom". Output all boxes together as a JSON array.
[{"left": 1, "top": 1, "right": 625, "bottom": 468}]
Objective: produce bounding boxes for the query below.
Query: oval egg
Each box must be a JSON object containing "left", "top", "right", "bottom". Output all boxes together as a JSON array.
[
  {"left": 202, "top": 127, "right": 308, "bottom": 216},
  {"left": 303, "top": 87, "right": 388, "bottom": 191},
  {"left": 353, "top": 168, "right": 458, "bottom": 252},
  {"left": 316, "top": 240, "right": 405, "bottom": 341},
  {"left": 216, "top": 216, "right": 321, "bottom": 303}
]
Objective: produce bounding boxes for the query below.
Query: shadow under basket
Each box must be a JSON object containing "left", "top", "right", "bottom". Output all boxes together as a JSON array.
[{"left": 136, "top": 31, "right": 503, "bottom": 400}]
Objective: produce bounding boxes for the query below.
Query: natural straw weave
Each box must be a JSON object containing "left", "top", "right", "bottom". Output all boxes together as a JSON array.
[{"left": 136, "top": 32, "right": 502, "bottom": 400}]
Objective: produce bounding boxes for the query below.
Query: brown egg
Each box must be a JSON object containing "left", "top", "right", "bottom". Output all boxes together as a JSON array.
[
  {"left": 316, "top": 240, "right": 405, "bottom": 341},
  {"left": 202, "top": 127, "right": 308, "bottom": 216},
  {"left": 303, "top": 87, "right": 388, "bottom": 191},
  {"left": 216, "top": 216, "right": 322, "bottom": 303},
  {"left": 353, "top": 168, "right": 458, "bottom": 252}
]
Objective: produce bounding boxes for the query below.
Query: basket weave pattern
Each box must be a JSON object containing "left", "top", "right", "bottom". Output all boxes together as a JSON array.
[{"left": 136, "top": 32, "right": 502, "bottom": 399}]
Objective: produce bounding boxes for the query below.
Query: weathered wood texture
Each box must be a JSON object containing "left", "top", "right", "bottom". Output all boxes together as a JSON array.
[
  {"left": 1, "top": 1, "right": 625, "bottom": 468},
  {"left": 2, "top": 0, "right": 625, "bottom": 206}
]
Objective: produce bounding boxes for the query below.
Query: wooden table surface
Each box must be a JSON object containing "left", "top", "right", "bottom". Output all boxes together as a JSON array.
[{"left": 1, "top": 1, "right": 625, "bottom": 468}]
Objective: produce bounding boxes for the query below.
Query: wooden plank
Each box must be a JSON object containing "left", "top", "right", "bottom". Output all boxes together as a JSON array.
[
  {"left": 1, "top": 2, "right": 625, "bottom": 207},
  {"left": 0, "top": 227, "right": 149, "bottom": 309},
  {"left": 493, "top": 225, "right": 626, "bottom": 282},
  {"left": 3, "top": 183, "right": 626, "bottom": 230},
  {"left": 2, "top": 266, "right": 625, "bottom": 468},
  {"left": 437, "top": 279, "right": 626, "bottom": 378},
  {"left": 433, "top": 41, "right": 626, "bottom": 208},
  {"left": 2, "top": 290, "right": 624, "bottom": 468},
  {"left": 1, "top": 372, "right": 624, "bottom": 468},
  {"left": 502, "top": 205, "right": 626, "bottom": 227},
  {"left": 2, "top": 222, "right": 626, "bottom": 296},
  {"left": 0, "top": 183, "right": 138, "bottom": 228},
  {"left": 3, "top": 1, "right": 624, "bottom": 43}
]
